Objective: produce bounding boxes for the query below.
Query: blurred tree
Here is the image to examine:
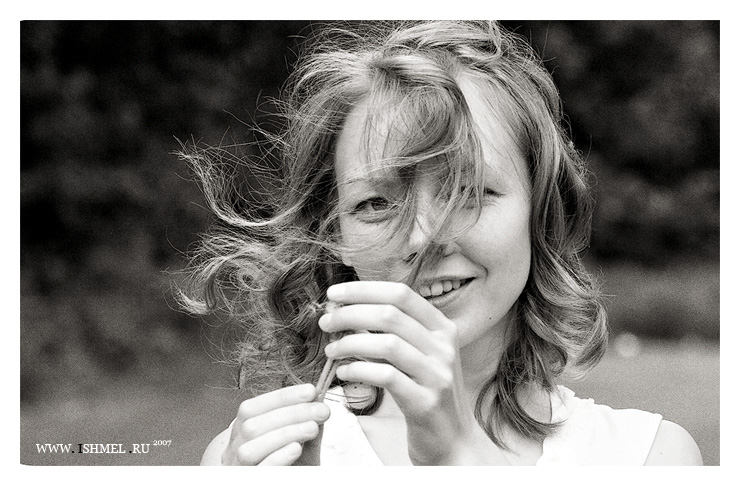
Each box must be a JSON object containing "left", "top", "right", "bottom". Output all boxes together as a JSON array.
[{"left": 502, "top": 21, "right": 719, "bottom": 264}]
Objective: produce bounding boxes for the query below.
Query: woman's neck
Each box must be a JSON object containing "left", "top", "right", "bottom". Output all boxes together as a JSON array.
[
  {"left": 457, "top": 316, "right": 513, "bottom": 402},
  {"left": 456, "top": 312, "right": 551, "bottom": 425}
]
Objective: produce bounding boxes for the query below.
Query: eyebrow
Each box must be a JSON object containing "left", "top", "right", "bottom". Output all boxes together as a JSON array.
[
  {"left": 337, "top": 174, "right": 411, "bottom": 201},
  {"left": 339, "top": 170, "right": 402, "bottom": 187},
  {"left": 340, "top": 175, "right": 372, "bottom": 186}
]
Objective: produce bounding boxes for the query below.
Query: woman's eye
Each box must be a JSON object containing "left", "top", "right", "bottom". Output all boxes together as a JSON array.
[
  {"left": 446, "top": 186, "right": 500, "bottom": 204},
  {"left": 354, "top": 197, "right": 394, "bottom": 213},
  {"left": 351, "top": 196, "right": 398, "bottom": 222},
  {"left": 453, "top": 185, "right": 499, "bottom": 196}
]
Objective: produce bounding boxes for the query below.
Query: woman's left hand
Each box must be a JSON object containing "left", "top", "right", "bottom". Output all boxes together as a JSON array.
[{"left": 318, "top": 281, "right": 509, "bottom": 465}]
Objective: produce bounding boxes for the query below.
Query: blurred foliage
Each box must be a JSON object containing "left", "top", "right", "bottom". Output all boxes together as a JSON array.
[
  {"left": 503, "top": 21, "right": 720, "bottom": 263},
  {"left": 20, "top": 21, "right": 719, "bottom": 403}
]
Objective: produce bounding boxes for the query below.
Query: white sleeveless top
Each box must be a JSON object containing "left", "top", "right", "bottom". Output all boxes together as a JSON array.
[{"left": 320, "top": 385, "right": 662, "bottom": 466}]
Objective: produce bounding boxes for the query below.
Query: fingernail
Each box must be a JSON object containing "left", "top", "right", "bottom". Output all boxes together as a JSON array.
[
  {"left": 312, "top": 403, "right": 330, "bottom": 420},
  {"left": 298, "top": 383, "right": 315, "bottom": 400},
  {"left": 318, "top": 312, "right": 331, "bottom": 329},
  {"left": 335, "top": 364, "right": 348, "bottom": 379},
  {"left": 324, "top": 342, "right": 336, "bottom": 356},
  {"left": 326, "top": 285, "right": 345, "bottom": 300},
  {"left": 301, "top": 421, "right": 318, "bottom": 435}
]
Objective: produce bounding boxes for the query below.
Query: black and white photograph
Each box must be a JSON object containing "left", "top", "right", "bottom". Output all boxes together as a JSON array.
[{"left": 19, "top": 17, "right": 721, "bottom": 469}]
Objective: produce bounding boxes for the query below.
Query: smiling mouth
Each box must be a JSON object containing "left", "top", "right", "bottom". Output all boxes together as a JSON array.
[{"left": 417, "top": 278, "right": 474, "bottom": 299}]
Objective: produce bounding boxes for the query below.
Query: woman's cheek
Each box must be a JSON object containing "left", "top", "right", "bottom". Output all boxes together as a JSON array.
[
  {"left": 339, "top": 220, "right": 398, "bottom": 281},
  {"left": 349, "top": 253, "right": 397, "bottom": 281}
]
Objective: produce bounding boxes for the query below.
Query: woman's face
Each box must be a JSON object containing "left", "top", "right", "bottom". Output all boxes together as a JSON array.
[{"left": 334, "top": 86, "right": 532, "bottom": 350}]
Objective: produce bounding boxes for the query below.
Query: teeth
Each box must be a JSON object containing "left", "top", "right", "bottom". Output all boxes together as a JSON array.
[
  {"left": 431, "top": 282, "right": 443, "bottom": 296},
  {"left": 418, "top": 279, "right": 465, "bottom": 298}
]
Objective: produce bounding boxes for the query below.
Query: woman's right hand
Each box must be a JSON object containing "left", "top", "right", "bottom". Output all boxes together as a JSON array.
[{"left": 215, "top": 383, "right": 330, "bottom": 466}]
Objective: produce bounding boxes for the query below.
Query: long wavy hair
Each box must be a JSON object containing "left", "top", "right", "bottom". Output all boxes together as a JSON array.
[{"left": 177, "top": 20, "right": 607, "bottom": 449}]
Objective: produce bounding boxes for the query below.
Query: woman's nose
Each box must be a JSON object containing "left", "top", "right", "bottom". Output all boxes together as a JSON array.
[
  {"left": 403, "top": 198, "right": 455, "bottom": 263},
  {"left": 404, "top": 212, "right": 431, "bottom": 262},
  {"left": 402, "top": 175, "right": 460, "bottom": 262}
]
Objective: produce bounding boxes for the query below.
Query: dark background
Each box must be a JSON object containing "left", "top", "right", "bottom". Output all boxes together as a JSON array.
[{"left": 20, "top": 21, "right": 720, "bottom": 465}]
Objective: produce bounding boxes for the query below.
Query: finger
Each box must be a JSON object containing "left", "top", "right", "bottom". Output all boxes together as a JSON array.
[
  {"left": 319, "top": 303, "right": 440, "bottom": 355},
  {"left": 325, "top": 332, "right": 442, "bottom": 385},
  {"left": 257, "top": 442, "right": 303, "bottom": 466},
  {"left": 335, "top": 360, "right": 434, "bottom": 415},
  {"left": 241, "top": 402, "right": 330, "bottom": 440},
  {"left": 237, "top": 421, "right": 320, "bottom": 465},
  {"left": 327, "top": 281, "right": 453, "bottom": 332},
  {"left": 236, "top": 383, "right": 316, "bottom": 421}
]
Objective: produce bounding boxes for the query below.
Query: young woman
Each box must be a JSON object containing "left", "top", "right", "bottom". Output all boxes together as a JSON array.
[{"left": 178, "top": 21, "right": 702, "bottom": 466}]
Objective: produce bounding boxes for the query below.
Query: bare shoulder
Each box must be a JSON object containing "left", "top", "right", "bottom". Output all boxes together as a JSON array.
[
  {"left": 200, "top": 427, "right": 231, "bottom": 466},
  {"left": 644, "top": 420, "right": 703, "bottom": 466}
]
